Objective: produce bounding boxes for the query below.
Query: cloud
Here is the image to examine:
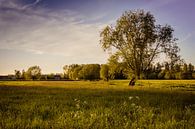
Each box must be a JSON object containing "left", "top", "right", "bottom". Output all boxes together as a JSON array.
[
  {"left": 179, "top": 31, "right": 195, "bottom": 43},
  {"left": 0, "top": 0, "right": 109, "bottom": 61},
  {"left": 0, "top": 0, "right": 19, "bottom": 9},
  {"left": 22, "top": 0, "right": 42, "bottom": 9}
]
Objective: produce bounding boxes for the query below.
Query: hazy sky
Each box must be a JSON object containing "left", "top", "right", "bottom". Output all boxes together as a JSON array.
[{"left": 0, "top": 0, "right": 195, "bottom": 75}]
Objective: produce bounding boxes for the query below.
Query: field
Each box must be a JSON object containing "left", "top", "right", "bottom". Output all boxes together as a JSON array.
[{"left": 0, "top": 80, "right": 195, "bottom": 129}]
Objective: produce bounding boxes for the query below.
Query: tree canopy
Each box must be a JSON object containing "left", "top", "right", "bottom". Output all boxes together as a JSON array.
[
  {"left": 100, "top": 10, "right": 181, "bottom": 79},
  {"left": 25, "top": 66, "right": 41, "bottom": 80}
]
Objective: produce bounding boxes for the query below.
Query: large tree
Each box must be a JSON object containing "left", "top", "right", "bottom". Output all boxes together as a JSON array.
[{"left": 100, "top": 10, "right": 181, "bottom": 80}]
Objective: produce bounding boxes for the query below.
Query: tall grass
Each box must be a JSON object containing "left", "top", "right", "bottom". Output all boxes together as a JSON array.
[{"left": 0, "top": 80, "right": 195, "bottom": 128}]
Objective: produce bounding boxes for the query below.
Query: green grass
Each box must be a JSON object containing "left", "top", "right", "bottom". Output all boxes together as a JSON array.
[{"left": 0, "top": 80, "right": 195, "bottom": 129}]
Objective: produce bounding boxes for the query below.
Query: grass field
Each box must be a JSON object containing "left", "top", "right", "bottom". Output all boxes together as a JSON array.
[{"left": 0, "top": 80, "right": 195, "bottom": 129}]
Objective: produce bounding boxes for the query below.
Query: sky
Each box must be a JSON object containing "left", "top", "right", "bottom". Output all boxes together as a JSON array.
[{"left": 0, "top": 0, "right": 195, "bottom": 75}]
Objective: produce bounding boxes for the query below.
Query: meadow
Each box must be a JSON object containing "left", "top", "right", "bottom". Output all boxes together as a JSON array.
[{"left": 0, "top": 80, "right": 195, "bottom": 129}]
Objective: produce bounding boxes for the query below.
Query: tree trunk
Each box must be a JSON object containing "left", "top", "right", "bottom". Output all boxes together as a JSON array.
[
  {"left": 136, "top": 70, "right": 141, "bottom": 79},
  {"left": 129, "top": 77, "right": 136, "bottom": 86},
  {"left": 129, "top": 72, "right": 140, "bottom": 86}
]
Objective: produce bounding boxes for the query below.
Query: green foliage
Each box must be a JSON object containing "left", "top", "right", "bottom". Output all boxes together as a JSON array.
[
  {"left": 158, "top": 70, "right": 165, "bottom": 79},
  {"left": 21, "top": 70, "right": 25, "bottom": 80},
  {"left": 64, "top": 64, "right": 80, "bottom": 80},
  {"left": 73, "top": 65, "right": 83, "bottom": 80},
  {"left": 180, "top": 63, "right": 193, "bottom": 79},
  {"left": 25, "top": 66, "right": 41, "bottom": 80},
  {"left": 47, "top": 73, "right": 55, "bottom": 80},
  {"left": 100, "top": 9, "right": 180, "bottom": 79},
  {"left": 63, "top": 64, "right": 100, "bottom": 80},
  {"left": 175, "top": 72, "right": 182, "bottom": 79},
  {"left": 62, "top": 63, "right": 195, "bottom": 80},
  {"left": 107, "top": 54, "right": 127, "bottom": 79},
  {"left": 14, "top": 70, "right": 21, "bottom": 79},
  {"left": 188, "top": 63, "right": 194, "bottom": 73},
  {"left": 164, "top": 71, "right": 173, "bottom": 80},
  {"left": 100, "top": 64, "right": 110, "bottom": 81},
  {"left": 0, "top": 80, "right": 195, "bottom": 128},
  {"left": 80, "top": 64, "right": 100, "bottom": 80}
]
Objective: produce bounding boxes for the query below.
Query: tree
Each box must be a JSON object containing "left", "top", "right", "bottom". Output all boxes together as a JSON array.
[
  {"left": 21, "top": 70, "right": 25, "bottom": 80},
  {"left": 107, "top": 54, "right": 127, "bottom": 79},
  {"left": 26, "top": 66, "right": 41, "bottom": 80},
  {"left": 63, "top": 64, "right": 80, "bottom": 80},
  {"left": 47, "top": 73, "right": 55, "bottom": 80},
  {"left": 80, "top": 64, "right": 100, "bottom": 80},
  {"left": 73, "top": 65, "right": 83, "bottom": 80},
  {"left": 174, "top": 64, "right": 182, "bottom": 79},
  {"left": 100, "top": 10, "right": 180, "bottom": 81},
  {"left": 100, "top": 64, "right": 110, "bottom": 81},
  {"left": 63, "top": 64, "right": 101, "bottom": 80},
  {"left": 14, "top": 70, "right": 21, "bottom": 80},
  {"left": 188, "top": 63, "right": 194, "bottom": 73}
]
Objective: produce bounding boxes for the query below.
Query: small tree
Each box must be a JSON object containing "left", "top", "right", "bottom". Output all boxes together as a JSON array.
[{"left": 14, "top": 70, "right": 21, "bottom": 80}]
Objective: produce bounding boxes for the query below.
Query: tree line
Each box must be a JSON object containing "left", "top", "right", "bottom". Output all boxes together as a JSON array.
[
  {"left": 64, "top": 61, "right": 195, "bottom": 81},
  {"left": 11, "top": 61, "right": 195, "bottom": 81}
]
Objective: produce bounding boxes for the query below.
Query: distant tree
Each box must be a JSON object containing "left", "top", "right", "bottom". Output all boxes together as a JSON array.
[
  {"left": 63, "top": 64, "right": 81, "bottom": 80},
  {"left": 164, "top": 62, "right": 175, "bottom": 79},
  {"left": 158, "top": 70, "right": 165, "bottom": 79},
  {"left": 156, "top": 63, "right": 162, "bottom": 73},
  {"left": 187, "top": 63, "right": 193, "bottom": 79},
  {"left": 183, "top": 63, "right": 188, "bottom": 73},
  {"left": 100, "top": 64, "right": 110, "bottom": 81},
  {"left": 164, "top": 71, "right": 174, "bottom": 80},
  {"left": 80, "top": 64, "right": 100, "bottom": 80},
  {"left": 174, "top": 64, "right": 181, "bottom": 72},
  {"left": 188, "top": 63, "right": 194, "bottom": 73},
  {"left": 100, "top": 10, "right": 181, "bottom": 83},
  {"left": 14, "top": 70, "right": 21, "bottom": 80},
  {"left": 63, "top": 64, "right": 101, "bottom": 80},
  {"left": 181, "top": 63, "right": 188, "bottom": 79},
  {"left": 73, "top": 65, "right": 83, "bottom": 80},
  {"left": 107, "top": 54, "right": 127, "bottom": 79},
  {"left": 63, "top": 65, "right": 70, "bottom": 79},
  {"left": 26, "top": 66, "right": 41, "bottom": 80},
  {"left": 21, "top": 70, "right": 25, "bottom": 80},
  {"left": 47, "top": 73, "right": 55, "bottom": 80},
  {"left": 190, "top": 64, "right": 195, "bottom": 79},
  {"left": 164, "top": 62, "right": 170, "bottom": 71},
  {"left": 173, "top": 64, "right": 182, "bottom": 79}
]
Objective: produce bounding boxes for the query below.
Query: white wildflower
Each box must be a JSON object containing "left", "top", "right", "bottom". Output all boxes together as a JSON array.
[
  {"left": 135, "top": 96, "right": 140, "bottom": 100},
  {"left": 83, "top": 101, "right": 87, "bottom": 105},
  {"left": 131, "top": 103, "right": 136, "bottom": 107},
  {"left": 74, "top": 113, "right": 77, "bottom": 118},
  {"left": 128, "top": 96, "right": 133, "bottom": 100},
  {"left": 76, "top": 103, "right": 80, "bottom": 109},
  {"left": 90, "top": 113, "right": 96, "bottom": 117},
  {"left": 123, "top": 101, "right": 127, "bottom": 106}
]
